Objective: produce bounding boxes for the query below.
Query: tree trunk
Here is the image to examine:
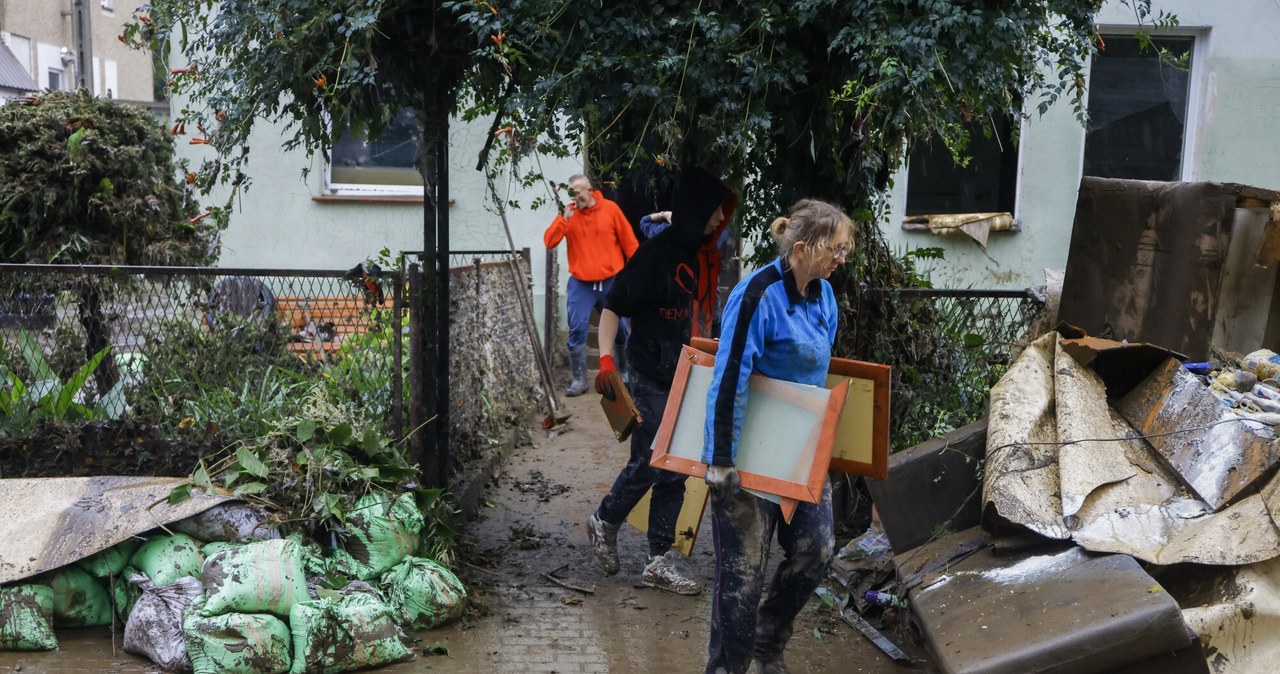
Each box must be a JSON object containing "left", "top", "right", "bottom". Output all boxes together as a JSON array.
[{"left": 76, "top": 284, "right": 119, "bottom": 399}]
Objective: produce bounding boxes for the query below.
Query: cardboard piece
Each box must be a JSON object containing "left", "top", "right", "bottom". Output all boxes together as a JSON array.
[
  {"left": 625, "top": 479, "right": 710, "bottom": 557},
  {"left": 598, "top": 370, "right": 641, "bottom": 442},
  {"left": 650, "top": 346, "right": 849, "bottom": 515},
  {"left": 691, "top": 337, "right": 891, "bottom": 479}
]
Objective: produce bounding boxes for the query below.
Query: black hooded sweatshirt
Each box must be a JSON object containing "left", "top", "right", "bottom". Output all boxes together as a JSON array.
[{"left": 605, "top": 168, "right": 734, "bottom": 387}]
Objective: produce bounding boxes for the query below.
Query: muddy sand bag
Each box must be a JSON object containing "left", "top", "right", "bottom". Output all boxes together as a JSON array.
[
  {"left": 130, "top": 533, "right": 206, "bottom": 586},
  {"left": 288, "top": 593, "right": 413, "bottom": 674},
  {"left": 381, "top": 557, "right": 467, "bottom": 630},
  {"left": 173, "top": 502, "right": 280, "bottom": 542},
  {"left": 201, "top": 538, "right": 310, "bottom": 618},
  {"left": 77, "top": 538, "right": 141, "bottom": 579},
  {"left": 201, "top": 541, "right": 239, "bottom": 559},
  {"left": 44, "top": 565, "right": 113, "bottom": 627},
  {"left": 184, "top": 596, "right": 292, "bottom": 674},
  {"left": 123, "top": 573, "right": 202, "bottom": 672},
  {"left": 340, "top": 493, "right": 423, "bottom": 580},
  {"left": 110, "top": 570, "right": 144, "bottom": 622},
  {"left": 0, "top": 584, "right": 57, "bottom": 651}
]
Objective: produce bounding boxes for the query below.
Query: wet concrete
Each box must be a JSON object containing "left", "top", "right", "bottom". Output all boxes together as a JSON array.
[{"left": 0, "top": 391, "right": 922, "bottom": 673}]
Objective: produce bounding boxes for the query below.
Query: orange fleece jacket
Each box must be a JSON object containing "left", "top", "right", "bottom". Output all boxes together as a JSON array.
[{"left": 543, "top": 190, "right": 639, "bottom": 282}]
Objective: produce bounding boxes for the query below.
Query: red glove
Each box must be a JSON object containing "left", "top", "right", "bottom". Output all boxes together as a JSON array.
[{"left": 595, "top": 355, "right": 617, "bottom": 400}]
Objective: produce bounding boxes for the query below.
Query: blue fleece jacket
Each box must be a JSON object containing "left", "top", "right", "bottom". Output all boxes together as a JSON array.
[{"left": 702, "top": 257, "right": 838, "bottom": 466}]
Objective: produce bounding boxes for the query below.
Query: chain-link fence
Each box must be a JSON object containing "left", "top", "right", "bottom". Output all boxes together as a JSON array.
[
  {"left": 0, "top": 263, "right": 404, "bottom": 444},
  {"left": 860, "top": 287, "right": 1046, "bottom": 450}
]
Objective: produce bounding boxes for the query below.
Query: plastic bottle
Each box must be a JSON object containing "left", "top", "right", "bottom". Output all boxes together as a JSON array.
[{"left": 864, "top": 590, "right": 908, "bottom": 609}]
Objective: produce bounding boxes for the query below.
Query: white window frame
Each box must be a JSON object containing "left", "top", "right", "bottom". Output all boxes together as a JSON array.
[
  {"left": 47, "top": 67, "right": 63, "bottom": 91},
  {"left": 323, "top": 110, "right": 423, "bottom": 197},
  {"left": 1082, "top": 26, "right": 1208, "bottom": 182}
]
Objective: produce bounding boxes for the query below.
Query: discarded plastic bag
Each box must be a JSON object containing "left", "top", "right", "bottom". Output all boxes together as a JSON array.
[
  {"left": 380, "top": 557, "right": 467, "bottom": 630},
  {"left": 184, "top": 596, "right": 292, "bottom": 674},
  {"left": 201, "top": 537, "right": 310, "bottom": 618},
  {"left": 130, "top": 533, "right": 205, "bottom": 586},
  {"left": 172, "top": 502, "right": 280, "bottom": 542},
  {"left": 339, "top": 493, "right": 423, "bottom": 580},
  {"left": 0, "top": 584, "right": 57, "bottom": 651},
  {"left": 44, "top": 565, "right": 113, "bottom": 627},
  {"left": 123, "top": 573, "right": 202, "bottom": 672},
  {"left": 77, "top": 538, "right": 140, "bottom": 579},
  {"left": 288, "top": 593, "right": 414, "bottom": 674}
]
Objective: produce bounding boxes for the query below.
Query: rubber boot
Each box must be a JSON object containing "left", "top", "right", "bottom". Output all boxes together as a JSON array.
[{"left": 566, "top": 344, "right": 589, "bottom": 397}]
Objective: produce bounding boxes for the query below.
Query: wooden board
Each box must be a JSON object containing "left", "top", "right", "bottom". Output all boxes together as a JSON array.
[
  {"left": 650, "top": 346, "right": 848, "bottom": 505},
  {"left": 625, "top": 479, "right": 709, "bottom": 557},
  {"left": 599, "top": 370, "right": 641, "bottom": 442}
]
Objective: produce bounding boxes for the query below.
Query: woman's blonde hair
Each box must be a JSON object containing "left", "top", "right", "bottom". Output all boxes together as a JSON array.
[{"left": 769, "top": 199, "right": 856, "bottom": 257}]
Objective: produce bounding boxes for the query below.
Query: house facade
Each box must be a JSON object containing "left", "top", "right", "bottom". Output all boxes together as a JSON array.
[
  {"left": 0, "top": 0, "right": 155, "bottom": 103},
  {"left": 881, "top": 0, "right": 1280, "bottom": 290}
]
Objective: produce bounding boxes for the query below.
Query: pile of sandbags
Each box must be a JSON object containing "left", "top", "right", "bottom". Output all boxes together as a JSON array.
[{"left": 0, "top": 494, "right": 468, "bottom": 674}]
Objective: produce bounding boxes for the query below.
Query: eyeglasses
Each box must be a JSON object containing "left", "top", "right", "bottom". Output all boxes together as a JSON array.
[{"left": 816, "top": 242, "right": 852, "bottom": 260}]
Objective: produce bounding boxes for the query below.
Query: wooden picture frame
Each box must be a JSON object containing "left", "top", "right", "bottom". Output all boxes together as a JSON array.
[
  {"left": 691, "top": 337, "right": 891, "bottom": 480},
  {"left": 650, "top": 345, "right": 849, "bottom": 505},
  {"left": 599, "top": 370, "right": 642, "bottom": 442}
]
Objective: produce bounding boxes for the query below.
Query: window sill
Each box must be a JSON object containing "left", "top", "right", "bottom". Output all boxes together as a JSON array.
[{"left": 312, "top": 194, "right": 432, "bottom": 205}]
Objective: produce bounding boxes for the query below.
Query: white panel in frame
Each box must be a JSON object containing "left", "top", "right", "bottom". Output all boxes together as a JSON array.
[{"left": 650, "top": 346, "right": 849, "bottom": 506}]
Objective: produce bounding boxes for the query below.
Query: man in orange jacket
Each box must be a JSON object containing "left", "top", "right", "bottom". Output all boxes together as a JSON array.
[{"left": 544, "top": 174, "right": 640, "bottom": 396}]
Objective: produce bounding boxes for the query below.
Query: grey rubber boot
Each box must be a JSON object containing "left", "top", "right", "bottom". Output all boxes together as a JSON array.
[{"left": 566, "top": 344, "right": 589, "bottom": 397}]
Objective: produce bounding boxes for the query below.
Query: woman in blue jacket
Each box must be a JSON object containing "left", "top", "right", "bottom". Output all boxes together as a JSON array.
[{"left": 701, "top": 199, "right": 855, "bottom": 674}]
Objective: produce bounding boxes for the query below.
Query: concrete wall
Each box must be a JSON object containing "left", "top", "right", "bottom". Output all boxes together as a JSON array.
[
  {"left": 882, "top": 0, "right": 1280, "bottom": 290},
  {"left": 0, "top": 0, "right": 153, "bottom": 101}
]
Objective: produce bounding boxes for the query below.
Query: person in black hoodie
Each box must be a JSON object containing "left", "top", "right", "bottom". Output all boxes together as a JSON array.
[{"left": 584, "top": 167, "right": 737, "bottom": 594}]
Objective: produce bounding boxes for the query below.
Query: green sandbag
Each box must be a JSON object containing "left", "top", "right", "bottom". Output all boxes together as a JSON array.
[
  {"left": 184, "top": 596, "right": 292, "bottom": 674},
  {"left": 380, "top": 557, "right": 467, "bottom": 630},
  {"left": 201, "top": 541, "right": 238, "bottom": 559},
  {"left": 340, "top": 493, "right": 423, "bottom": 580},
  {"left": 77, "top": 539, "right": 141, "bottom": 579},
  {"left": 0, "top": 585, "right": 57, "bottom": 651},
  {"left": 44, "top": 565, "right": 113, "bottom": 627},
  {"left": 201, "top": 538, "right": 310, "bottom": 618},
  {"left": 109, "top": 567, "right": 143, "bottom": 621},
  {"left": 288, "top": 593, "right": 414, "bottom": 674},
  {"left": 130, "top": 534, "right": 205, "bottom": 586}
]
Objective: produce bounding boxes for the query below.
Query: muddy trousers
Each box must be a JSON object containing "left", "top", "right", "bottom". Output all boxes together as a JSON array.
[
  {"left": 595, "top": 370, "right": 688, "bottom": 557},
  {"left": 705, "top": 481, "right": 834, "bottom": 674},
  {"left": 566, "top": 276, "right": 629, "bottom": 350}
]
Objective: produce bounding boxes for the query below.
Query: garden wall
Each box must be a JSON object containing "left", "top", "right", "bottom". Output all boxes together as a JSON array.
[{"left": 447, "top": 257, "right": 543, "bottom": 461}]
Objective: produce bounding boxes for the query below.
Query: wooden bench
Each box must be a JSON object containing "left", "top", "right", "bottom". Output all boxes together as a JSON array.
[{"left": 274, "top": 295, "right": 373, "bottom": 358}]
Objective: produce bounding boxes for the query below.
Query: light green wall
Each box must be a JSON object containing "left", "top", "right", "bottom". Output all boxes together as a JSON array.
[
  {"left": 882, "top": 0, "right": 1280, "bottom": 290},
  {"left": 174, "top": 107, "right": 579, "bottom": 334}
]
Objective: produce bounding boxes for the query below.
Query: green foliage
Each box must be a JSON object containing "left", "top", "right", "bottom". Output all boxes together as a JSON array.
[
  {"left": 0, "top": 331, "right": 125, "bottom": 439},
  {"left": 0, "top": 91, "right": 217, "bottom": 265}
]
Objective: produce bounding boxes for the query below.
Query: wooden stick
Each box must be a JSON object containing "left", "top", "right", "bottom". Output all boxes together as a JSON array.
[{"left": 540, "top": 568, "right": 595, "bottom": 595}]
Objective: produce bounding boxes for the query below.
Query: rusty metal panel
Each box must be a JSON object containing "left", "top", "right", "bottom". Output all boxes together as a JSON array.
[
  {"left": 1060, "top": 177, "right": 1238, "bottom": 361},
  {"left": 0, "top": 476, "right": 233, "bottom": 585},
  {"left": 904, "top": 530, "right": 1195, "bottom": 674},
  {"left": 1116, "top": 358, "right": 1280, "bottom": 510}
]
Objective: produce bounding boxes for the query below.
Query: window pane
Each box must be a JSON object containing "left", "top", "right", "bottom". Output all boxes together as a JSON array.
[
  {"left": 330, "top": 108, "right": 420, "bottom": 187},
  {"left": 906, "top": 114, "right": 1019, "bottom": 215},
  {"left": 1084, "top": 35, "right": 1193, "bottom": 181}
]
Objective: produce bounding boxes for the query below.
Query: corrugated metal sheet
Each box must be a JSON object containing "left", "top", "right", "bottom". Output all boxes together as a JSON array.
[{"left": 0, "top": 42, "right": 38, "bottom": 93}]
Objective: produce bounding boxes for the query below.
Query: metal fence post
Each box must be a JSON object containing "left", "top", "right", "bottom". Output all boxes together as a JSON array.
[{"left": 407, "top": 262, "right": 426, "bottom": 472}]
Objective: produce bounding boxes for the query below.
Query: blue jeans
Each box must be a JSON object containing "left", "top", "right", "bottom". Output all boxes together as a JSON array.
[
  {"left": 595, "top": 370, "right": 688, "bottom": 557},
  {"left": 705, "top": 481, "right": 834, "bottom": 674},
  {"left": 566, "top": 276, "right": 629, "bottom": 350}
]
